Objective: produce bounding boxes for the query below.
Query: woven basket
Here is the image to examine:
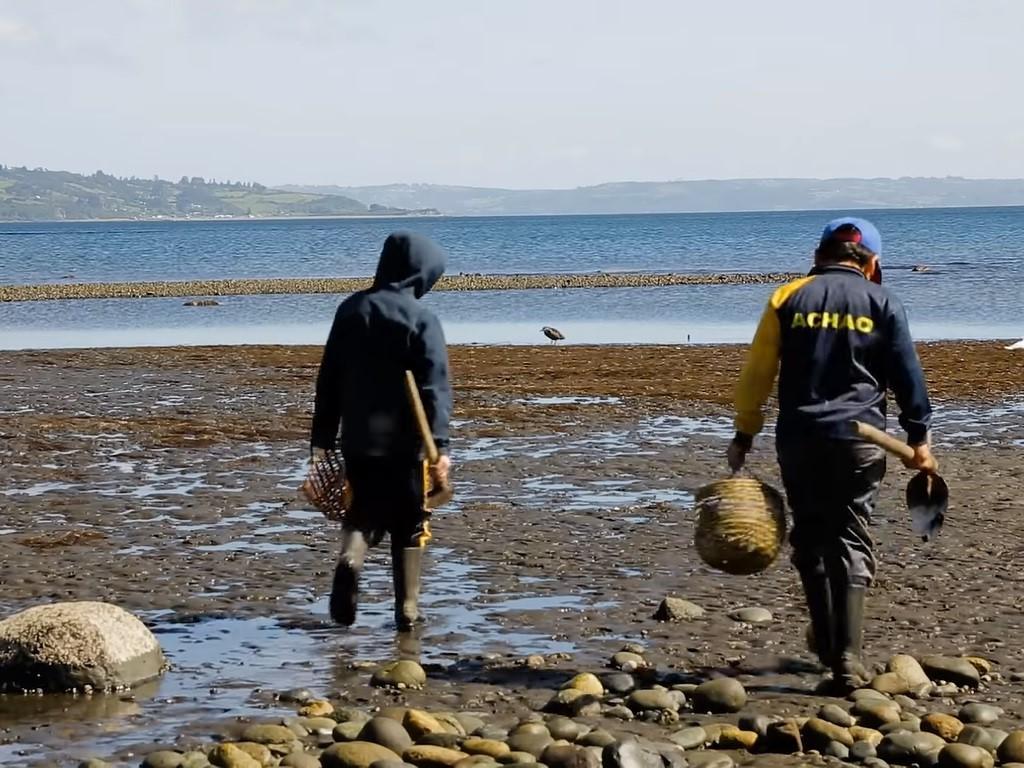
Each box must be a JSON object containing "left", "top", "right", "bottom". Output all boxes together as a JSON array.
[
  {"left": 694, "top": 475, "right": 787, "bottom": 575},
  {"left": 301, "top": 449, "right": 353, "bottom": 522}
]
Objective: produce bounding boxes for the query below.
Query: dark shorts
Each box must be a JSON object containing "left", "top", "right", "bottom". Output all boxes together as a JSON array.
[
  {"left": 343, "top": 455, "right": 431, "bottom": 548},
  {"left": 777, "top": 436, "right": 886, "bottom": 587}
]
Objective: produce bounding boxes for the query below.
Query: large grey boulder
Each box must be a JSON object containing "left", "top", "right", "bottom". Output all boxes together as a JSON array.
[{"left": 0, "top": 601, "right": 166, "bottom": 692}]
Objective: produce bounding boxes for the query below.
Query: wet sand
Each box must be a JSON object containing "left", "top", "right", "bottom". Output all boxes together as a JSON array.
[{"left": 1, "top": 341, "right": 1023, "bottom": 765}]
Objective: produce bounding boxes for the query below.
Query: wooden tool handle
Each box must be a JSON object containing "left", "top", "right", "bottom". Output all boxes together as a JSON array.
[
  {"left": 852, "top": 420, "right": 916, "bottom": 461},
  {"left": 404, "top": 370, "right": 439, "bottom": 463}
]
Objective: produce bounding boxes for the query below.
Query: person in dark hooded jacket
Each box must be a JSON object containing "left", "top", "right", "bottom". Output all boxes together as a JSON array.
[{"left": 308, "top": 231, "right": 452, "bottom": 631}]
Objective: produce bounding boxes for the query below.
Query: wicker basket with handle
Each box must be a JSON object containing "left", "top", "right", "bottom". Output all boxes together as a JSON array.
[
  {"left": 301, "top": 448, "right": 353, "bottom": 522},
  {"left": 694, "top": 474, "right": 787, "bottom": 575}
]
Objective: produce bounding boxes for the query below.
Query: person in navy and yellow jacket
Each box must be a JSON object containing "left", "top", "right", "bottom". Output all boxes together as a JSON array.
[{"left": 727, "top": 217, "right": 938, "bottom": 693}]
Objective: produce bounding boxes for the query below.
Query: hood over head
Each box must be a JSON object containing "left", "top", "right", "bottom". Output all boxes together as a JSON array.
[{"left": 372, "top": 231, "right": 446, "bottom": 298}]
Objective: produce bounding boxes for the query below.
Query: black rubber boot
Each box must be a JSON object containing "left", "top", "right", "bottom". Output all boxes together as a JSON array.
[
  {"left": 393, "top": 544, "right": 425, "bottom": 632},
  {"left": 831, "top": 583, "right": 871, "bottom": 692},
  {"left": 329, "top": 530, "right": 367, "bottom": 626},
  {"left": 800, "top": 570, "right": 835, "bottom": 669}
]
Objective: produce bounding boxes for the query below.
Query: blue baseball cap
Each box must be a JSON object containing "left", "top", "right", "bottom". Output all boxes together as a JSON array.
[{"left": 819, "top": 217, "right": 882, "bottom": 283}]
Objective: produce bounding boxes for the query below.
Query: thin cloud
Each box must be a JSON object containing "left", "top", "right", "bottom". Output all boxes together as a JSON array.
[
  {"left": 927, "top": 134, "right": 964, "bottom": 152},
  {"left": 0, "top": 16, "right": 34, "bottom": 43}
]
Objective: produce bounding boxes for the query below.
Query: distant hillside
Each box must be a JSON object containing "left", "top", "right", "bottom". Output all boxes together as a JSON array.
[
  {"left": 280, "top": 177, "right": 1024, "bottom": 216},
  {"left": 0, "top": 166, "right": 439, "bottom": 222}
]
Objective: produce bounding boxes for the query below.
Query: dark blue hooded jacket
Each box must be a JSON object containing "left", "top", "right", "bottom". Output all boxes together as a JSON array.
[{"left": 311, "top": 232, "right": 452, "bottom": 458}]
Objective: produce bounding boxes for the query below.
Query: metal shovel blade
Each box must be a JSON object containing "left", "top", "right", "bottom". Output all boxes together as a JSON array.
[
  {"left": 907, "top": 471, "right": 948, "bottom": 542},
  {"left": 851, "top": 420, "right": 949, "bottom": 543}
]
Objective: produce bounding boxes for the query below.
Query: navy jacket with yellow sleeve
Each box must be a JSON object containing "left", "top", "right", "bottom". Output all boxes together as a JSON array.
[{"left": 734, "top": 265, "right": 932, "bottom": 447}]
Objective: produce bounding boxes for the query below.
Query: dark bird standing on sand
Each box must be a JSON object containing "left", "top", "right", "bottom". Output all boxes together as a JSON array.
[{"left": 541, "top": 326, "right": 565, "bottom": 344}]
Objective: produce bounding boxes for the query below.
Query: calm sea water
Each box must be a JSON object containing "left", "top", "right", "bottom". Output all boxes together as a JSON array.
[{"left": 1, "top": 208, "right": 1022, "bottom": 348}]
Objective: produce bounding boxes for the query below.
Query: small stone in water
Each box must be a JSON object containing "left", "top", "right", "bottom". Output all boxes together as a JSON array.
[
  {"left": 653, "top": 598, "right": 705, "bottom": 622},
  {"left": 728, "top": 607, "right": 772, "bottom": 624},
  {"left": 692, "top": 678, "right": 747, "bottom": 714}
]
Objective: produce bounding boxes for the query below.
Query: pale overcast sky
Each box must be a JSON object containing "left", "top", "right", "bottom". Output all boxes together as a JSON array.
[{"left": 1, "top": 0, "right": 1022, "bottom": 188}]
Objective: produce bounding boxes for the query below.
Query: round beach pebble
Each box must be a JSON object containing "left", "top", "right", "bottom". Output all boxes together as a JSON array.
[
  {"left": 240, "top": 724, "right": 298, "bottom": 745},
  {"left": 684, "top": 753, "right": 734, "bottom": 768},
  {"left": 545, "top": 716, "right": 584, "bottom": 742},
  {"left": 542, "top": 744, "right": 600, "bottom": 768},
  {"left": 958, "top": 704, "right": 1003, "bottom": 726},
  {"left": 321, "top": 742, "right": 403, "bottom": 768},
  {"left": 601, "top": 673, "right": 636, "bottom": 695},
  {"left": 506, "top": 733, "right": 553, "bottom": 758},
  {"left": 545, "top": 688, "right": 600, "bottom": 717},
  {"left": 299, "top": 700, "right": 335, "bottom": 718},
  {"left": 802, "top": 718, "right": 855, "bottom": 750},
  {"left": 712, "top": 726, "right": 758, "bottom": 751},
  {"left": 922, "top": 714, "right": 966, "bottom": 742},
  {"left": 476, "top": 727, "right": 509, "bottom": 742},
  {"left": 208, "top": 743, "right": 262, "bottom": 768},
  {"left": 281, "top": 754, "right": 323, "bottom": 768},
  {"left": 877, "top": 731, "right": 946, "bottom": 764},
  {"left": 372, "top": 661, "right": 427, "bottom": 690},
  {"left": 653, "top": 598, "right": 705, "bottom": 622},
  {"left": 511, "top": 722, "right": 548, "bottom": 737},
  {"left": 825, "top": 741, "right": 850, "bottom": 759},
  {"left": 819, "top": 704, "right": 856, "bottom": 728},
  {"left": 142, "top": 752, "right": 185, "bottom": 768},
  {"left": 938, "top": 743, "right": 995, "bottom": 768},
  {"left": 872, "top": 673, "right": 911, "bottom": 696},
  {"left": 853, "top": 699, "right": 902, "bottom": 728},
  {"left": 692, "top": 678, "right": 747, "bottom": 713},
  {"left": 417, "top": 734, "right": 464, "bottom": 750},
  {"left": 455, "top": 756, "right": 499, "bottom": 768},
  {"left": 404, "top": 710, "right": 447, "bottom": 740},
  {"left": 997, "top": 732, "right": 1024, "bottom": 763},
  {"left": 463, "top": 740, "right": 510, "bottom": 759},
  {"left": 339, "top": 708, "right": 376, "bottom": 725},
  {"left": 669, "top": 726, "right": 708, "bottom": 750},
  {"left": 454, "top": 714, "right": 485, "bottom": 736},
  {"left": 236, "top": 743, "right": 275, "bottom": 765},
  {"left": 561, "top": 673, "right": 603, "bottom": 697},
  {"left": 602, "top": 739, "right": 668, "bottom": 768},
  {"left": 361, "top": 717, "right": 414, "bottom": 754},
  {"left": 604, "top": 704, "right": 634, "bottom": 721},
  {"left": 850, "top": 727, "right": 885, "bottom": 747},
  {"left": 728, "top": 607, "right": 772, "bottom": 624},
  {"left": 627, "top": 689, "right": 678, "bottom": 713},
  {"left": 851, "top": 740, "right": 878, "bottom": 762},
  {"left": 851, "top": 688, "right": 892, "bottom": 703},
  {"left": 888, "top": 656, "right": 932, "bottom": 689},
  {"left": 578, "top": 731, "right": 616, "bottom": 749},
  {"left": 921, "top": 657, "right": 981, "bottom": 688},
  {"left": 958, "top": 726, "right": 1008, "bottom": 753},
  {"left": 403, "top": 746, "right": 471, "bottom": 768},
  {"left": 611, "top": 651, "right": 647, "bottom": 671},
  {"left": 336, "top": 722, "right": 370, "bottom": 742}
]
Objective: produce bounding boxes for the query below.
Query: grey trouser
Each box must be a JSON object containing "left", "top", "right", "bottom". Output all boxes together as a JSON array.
[{"left": 777, "top": 436, "right": 886, "bottom": 588}]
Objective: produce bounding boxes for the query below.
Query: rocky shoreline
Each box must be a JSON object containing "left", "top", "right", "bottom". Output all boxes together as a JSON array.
[
  {"left": 0, "top": 272, "right": 803, "bottom": 303},
  {"left": 66, "top": 643, "right": 1024, "bottom": 768}
]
